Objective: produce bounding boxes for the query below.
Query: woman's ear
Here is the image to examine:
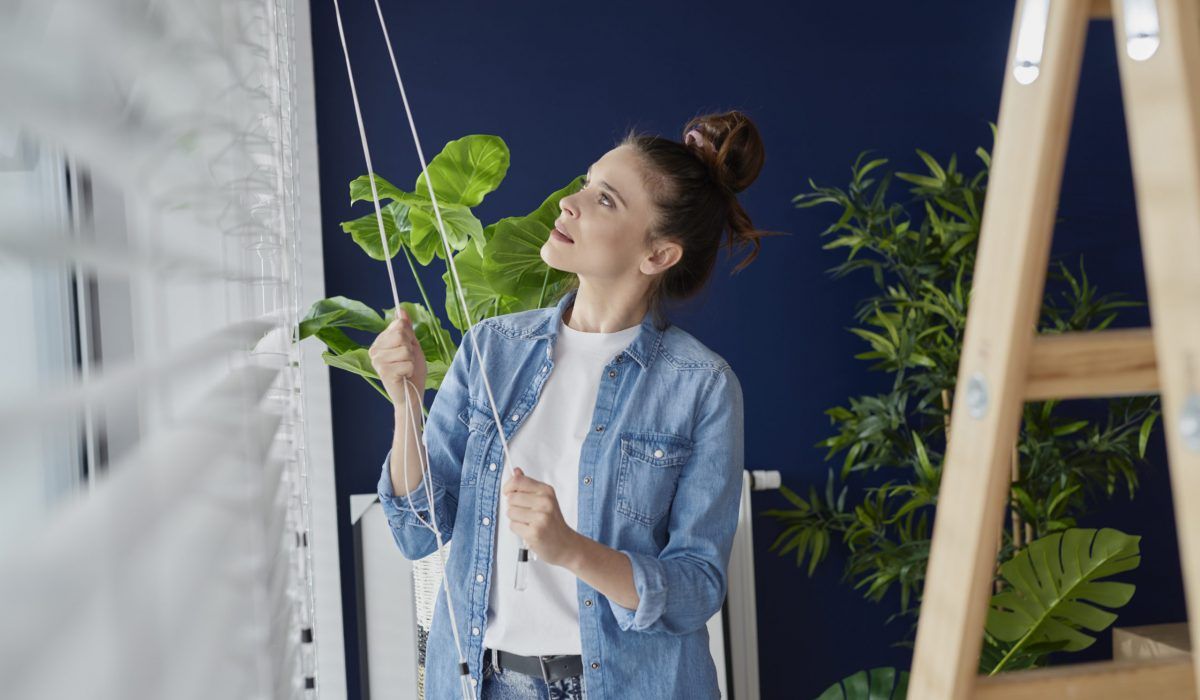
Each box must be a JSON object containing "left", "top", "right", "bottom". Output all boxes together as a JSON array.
[{"left": 640, "top": 240, "right": 683, "bottom": 276}]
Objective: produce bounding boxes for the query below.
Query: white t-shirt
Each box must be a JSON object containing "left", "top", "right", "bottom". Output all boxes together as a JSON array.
[{"left": 483, "top": 316, "right": 641, "bottom": 655}]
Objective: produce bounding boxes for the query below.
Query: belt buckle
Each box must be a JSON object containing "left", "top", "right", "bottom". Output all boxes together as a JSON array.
[{"left": 537, "top": 654, "right": 553, "bottom": 685}]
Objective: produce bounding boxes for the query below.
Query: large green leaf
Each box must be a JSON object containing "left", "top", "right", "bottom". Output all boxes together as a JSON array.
[
  {"left": 349, "top": 173, "right": 411, "bottom": 205},
  {"left": 985, "top": 528, "right": 1140, "bottom": 673},
  {"left": 525, "top": 174, "right": 584, "bottom": 228},
  {"left": 484, "top": 215, "right": 549, "bottom": 278},
  {"left": 340, "top": 201, "right": 412, "bottom": 261},
  {"left": 300, "top": 296, "right": 388, "bottom": 338},
  {"left": 408, "top": 203, "right": 483, "bottom": 265},
  {"left": 313, "top": 327, "right": 360, "bottom": 355},
  {"left": 346, "top": 176, "right": 481, "bottom": 264},
  {"left": 814, "top": 667, "right": 908, "bottom": 700},
  {"left": 483, "top": 216, "right": 569, "bottom": 297},
  {"left": 321, "top": 349, "right": 391, "bottom": 402},
  {"left": 442, "top": 243, "right": 501, "bottom": 332},
  {"left": 481, "top": 176, "right": 581, "bottom": 303},
  {"left": 978, "top": 633, "right": 1065, "bottom": 674},
  {"left": 414, "top": 134, "right": 510, "bottom": 208}
]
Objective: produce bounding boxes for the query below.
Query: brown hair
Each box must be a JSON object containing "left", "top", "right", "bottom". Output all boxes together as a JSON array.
[{"left": 618, "top": 110, "right": 783, "bottom": 328}]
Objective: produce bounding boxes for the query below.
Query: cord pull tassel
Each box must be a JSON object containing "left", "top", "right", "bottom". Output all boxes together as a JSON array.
[{"left": 514, "top": 548, "right": 530, "bottom": 591}]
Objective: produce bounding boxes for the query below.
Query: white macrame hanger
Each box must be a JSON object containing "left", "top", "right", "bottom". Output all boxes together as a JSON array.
[{"left": 329, "top": 0, "right": 541, "bottom": 696}]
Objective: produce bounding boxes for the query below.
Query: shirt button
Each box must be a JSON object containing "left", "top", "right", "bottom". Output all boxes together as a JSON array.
[
  {"left": 470, "top": 677, "right": 478, "bottom": 687},
  {"left": 510, "top": 413, "right": 520, "bottom": 421},
  {"left": 541, "top": 366, "right": 547, "bottom": 373},
  {"left": 582, "top": 476, "right": 591, "bottom": 485},
  {"left": 591, "top": 661, "right": 600, "bottom": 669},
  {"left": 489, "top": 462, "right": 497, "bottom": 471},
  {"left": 584, "top": 599, "right": 593, "bottom": 607},
  {"left": 476, "top": 574, "right": 484, "bottom": 583},
  {"left": 482, "top": 517, "right": 491, "bottom": 526},
  {"left": 653, "top": 449, "right": 664, "bottom": 458},
  {"left": 608, "top": 370, "right": 617, "bottom": 378},
  {"left": 616, "top": 354, "right": 624, "bottom": 363},
  {"left": 472, "top": 627, "right": 480, "bottom": 635},
  {"left": 595, "top": 424, "right": 604, "bottom": 432}
]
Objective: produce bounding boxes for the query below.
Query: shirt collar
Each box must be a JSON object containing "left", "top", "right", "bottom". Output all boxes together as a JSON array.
[{"left": 531, "top": 288, "right": 666, "bottom": 370}]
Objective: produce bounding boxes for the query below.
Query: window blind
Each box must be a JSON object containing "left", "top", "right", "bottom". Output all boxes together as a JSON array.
[{"left": 0, "top": 0, "right": 332, "bottom": 697}]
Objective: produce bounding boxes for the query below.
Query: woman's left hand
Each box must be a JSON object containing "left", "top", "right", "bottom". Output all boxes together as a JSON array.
[{"left": 503, "top": 467, "right": 582, "bottom": 568}]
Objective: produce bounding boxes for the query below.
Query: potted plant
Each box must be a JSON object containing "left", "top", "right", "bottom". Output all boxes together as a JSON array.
[
  {"left": 770, "top": 133, "right": 1159, "bottom": 691},
  {"left": 299, "top": 134, "right": 580, "bottom": 400}
]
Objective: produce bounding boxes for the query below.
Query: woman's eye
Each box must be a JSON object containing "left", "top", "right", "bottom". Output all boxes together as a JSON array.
[{"left": 580, "top": 179, "right": 612, "bottom": 207}]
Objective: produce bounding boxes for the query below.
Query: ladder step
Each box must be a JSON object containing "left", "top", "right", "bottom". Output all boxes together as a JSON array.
[
  {"left": 1025, "top": 328, "right": 1158, "bottom": 400},
  {"left": 1091, "top": 0, "right": 1113, "bottom": 20},
  {"left": 975, "top": 656, "right": 1196, "bottom": 699}
]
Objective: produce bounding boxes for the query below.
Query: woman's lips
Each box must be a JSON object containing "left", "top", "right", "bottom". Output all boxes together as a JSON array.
[{"left": 550, "top": 226, "right": 575, "bottom": 244}]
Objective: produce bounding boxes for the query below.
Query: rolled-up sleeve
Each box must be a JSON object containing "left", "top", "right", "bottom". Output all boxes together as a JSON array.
[
  {"left": 607, "top": 365, "right": 745, "bottom": 635},
  {"left": 377, "top": 323, "right": 478, "bottom": 560}
]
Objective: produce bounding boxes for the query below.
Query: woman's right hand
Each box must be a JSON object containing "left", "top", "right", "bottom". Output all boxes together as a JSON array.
[{"left": 369, "top": 308, "right": 428, "bottom": 405}]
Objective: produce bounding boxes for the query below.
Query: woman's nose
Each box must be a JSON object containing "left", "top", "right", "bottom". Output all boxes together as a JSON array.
[{"left": 560, "top": 193, "right": 578, "bottom": 218}]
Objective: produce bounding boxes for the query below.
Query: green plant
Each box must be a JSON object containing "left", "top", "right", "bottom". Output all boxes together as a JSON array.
[
  {"left": 814, "top": 667, "right": 909, "bottom": 700},
  {"left": 299, "top": 135, "right": 580, "bottom": 401},
  {"left": 984, "top": 527, "right": 1140, "bottom": 674},
  {"left": 766, "top": 132, "right": 1159, "bottom": 643},
  {"left": 809, "top": 526, "right": 1141, "bottom": 697}
]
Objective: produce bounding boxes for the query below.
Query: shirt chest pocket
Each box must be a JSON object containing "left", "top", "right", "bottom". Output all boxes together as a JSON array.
[
  {"left": 616, "top": 431, "right": 693, "bottom": 526},
  {"left": 456, "top": 399, "right": 497, "bottom": 487}
]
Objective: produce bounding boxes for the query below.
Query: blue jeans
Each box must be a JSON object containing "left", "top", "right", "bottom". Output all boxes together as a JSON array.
[{"left": 480, "top": 652, "right": 587, "bottom": 700}]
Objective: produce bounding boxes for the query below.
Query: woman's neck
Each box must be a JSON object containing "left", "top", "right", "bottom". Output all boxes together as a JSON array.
[{"left": 564, "top": 279, "right": 648, "bottom": 333}]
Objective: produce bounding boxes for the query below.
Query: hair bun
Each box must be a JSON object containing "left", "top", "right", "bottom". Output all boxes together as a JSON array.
[{"left": 681, "top": 111, "right": 765, "bottom": 195}]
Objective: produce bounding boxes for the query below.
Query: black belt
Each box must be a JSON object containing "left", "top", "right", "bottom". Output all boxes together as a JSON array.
[{"left": 486, "top": 647, "right": 583, "bottom": 684}]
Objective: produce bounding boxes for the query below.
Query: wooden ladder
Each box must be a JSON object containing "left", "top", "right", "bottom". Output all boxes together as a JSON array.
[{"left": 908, "top": 0, "right": 1200, "bottom": 697}]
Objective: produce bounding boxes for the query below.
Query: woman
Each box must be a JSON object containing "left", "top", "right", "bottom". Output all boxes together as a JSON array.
[{"left": 371, "top": 111, "right": 771, "bottom": 699}]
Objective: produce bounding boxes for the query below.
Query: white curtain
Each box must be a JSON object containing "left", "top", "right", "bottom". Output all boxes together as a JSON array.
[{"left": 0, "top": 0, "right": 325, "bottom": 697}]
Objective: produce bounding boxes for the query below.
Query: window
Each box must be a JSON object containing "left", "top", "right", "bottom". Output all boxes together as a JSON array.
[{"left": 0, "top": 1, "right": 341, "bottom": 697}]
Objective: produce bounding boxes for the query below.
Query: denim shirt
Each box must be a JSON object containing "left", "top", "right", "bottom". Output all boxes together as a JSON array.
[{"left": 377, "top": 287, "right": 745, "bottom": 700}]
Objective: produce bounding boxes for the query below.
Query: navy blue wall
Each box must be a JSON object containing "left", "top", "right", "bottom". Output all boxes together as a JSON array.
[{"left": 308, "top": 2, "right": 1186, "bottom": 697}]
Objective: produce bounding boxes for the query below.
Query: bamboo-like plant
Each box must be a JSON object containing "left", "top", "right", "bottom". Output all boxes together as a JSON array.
[
  {"left": 299, "top": 135, "right": 580, "bottom": 403},
  {"left": 767, "top": 131, "right": 1160, "bottom": 668}
]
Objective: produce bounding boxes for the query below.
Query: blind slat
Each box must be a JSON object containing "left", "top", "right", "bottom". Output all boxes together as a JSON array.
[
  {"left": 2, "top": 0, "right": 320, "bottom": 695},
  {"left": 0, "top": 317, "right": 283, "bottom": 429}
]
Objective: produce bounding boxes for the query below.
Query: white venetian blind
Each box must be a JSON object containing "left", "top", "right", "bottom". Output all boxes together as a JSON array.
[{"left": 0, "top": 0, "right": 334, "bottom": 697}]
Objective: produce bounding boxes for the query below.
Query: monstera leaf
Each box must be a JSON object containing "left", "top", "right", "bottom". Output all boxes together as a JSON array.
[
  {"left": 985, "top": 528, "right": 1140, "bottom": 674},
  {"left": 814, "top": 667, "right": 908, "bottom": 700}
]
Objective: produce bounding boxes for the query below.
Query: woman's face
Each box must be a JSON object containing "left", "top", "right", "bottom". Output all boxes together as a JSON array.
[{"left": 542, "top": 145, "right": 680, "bottom": 286}]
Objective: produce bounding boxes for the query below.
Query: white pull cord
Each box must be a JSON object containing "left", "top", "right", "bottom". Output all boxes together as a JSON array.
[
  {"left": 367, "top": 0, "right": 535, "bottom": 592},
  {"left": 332, "top": 0, "right": 548, "bottom": 694},
  {"left": 329, "top": 2, "right": 472, "bottom": 697}
]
